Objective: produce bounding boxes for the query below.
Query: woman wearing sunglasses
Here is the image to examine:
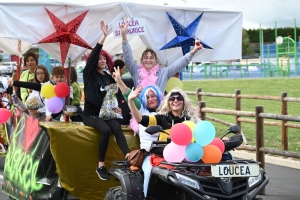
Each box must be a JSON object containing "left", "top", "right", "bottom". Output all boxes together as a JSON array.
[
  {"left": 128, "top": 87, "right": 200, "bottom": 130},
  {"left": 126, "top": 87, "right": 200, "bottom": 198}
]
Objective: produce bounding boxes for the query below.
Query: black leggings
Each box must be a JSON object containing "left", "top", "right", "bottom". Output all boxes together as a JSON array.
[{"left": 83, "top": 115, "right": 130, "bottom": 162}]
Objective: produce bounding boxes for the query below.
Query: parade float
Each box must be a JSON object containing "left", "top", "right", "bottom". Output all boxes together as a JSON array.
[{"left": 0, "top": 1, "right": 242, "bottom": 199}]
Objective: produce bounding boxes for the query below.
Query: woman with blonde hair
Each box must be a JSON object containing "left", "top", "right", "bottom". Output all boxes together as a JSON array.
[{"left": 127, "top": 87, "right": 200, "bottom": 197}]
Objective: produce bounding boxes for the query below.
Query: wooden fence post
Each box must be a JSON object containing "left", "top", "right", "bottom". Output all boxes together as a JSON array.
[
  {"left": 235, "top": 90, "right": 241, "bottom": 133},
  {"left": 281, "top": 92, "right": 288, "bottom": 150},
  {"left": 196, "top": 88, "right": 202, "bottom": 102},
  {"left": 199, "top": 101, "right": 206, "bottom": 120},
  {"left": 255, "top": 106, "right": 265, "bottom": 195}
]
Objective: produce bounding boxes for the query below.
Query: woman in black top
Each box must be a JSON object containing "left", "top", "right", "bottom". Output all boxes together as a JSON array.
[{"left": 83, "top": 21, "right": 129, "bottom": 180}]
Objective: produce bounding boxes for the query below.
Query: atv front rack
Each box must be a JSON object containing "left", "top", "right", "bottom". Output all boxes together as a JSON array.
[{"left": 160, "top": 159, "right": 261, "bottom": 168}]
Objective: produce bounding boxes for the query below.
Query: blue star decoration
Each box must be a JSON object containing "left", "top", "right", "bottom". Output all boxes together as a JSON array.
[{"left": 160, "top": 12, "right": 213, "bottom": 56}]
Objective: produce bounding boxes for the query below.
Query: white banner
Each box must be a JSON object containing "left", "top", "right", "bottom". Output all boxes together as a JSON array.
[
  {"left": 0, "top": 2, "right": 242, "bottom": 63},
  {"left": 112, "top": 18, "right": 146, "bottom": 38}
]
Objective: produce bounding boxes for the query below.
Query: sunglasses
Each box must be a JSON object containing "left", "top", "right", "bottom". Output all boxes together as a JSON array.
[{"left": 169, "top": 96, "right": 184, "bottom": 101}]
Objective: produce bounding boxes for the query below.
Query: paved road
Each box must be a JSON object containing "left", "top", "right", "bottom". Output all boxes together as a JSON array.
[{"left": 0, "top": 161, "right": 299, "bottom": 200}]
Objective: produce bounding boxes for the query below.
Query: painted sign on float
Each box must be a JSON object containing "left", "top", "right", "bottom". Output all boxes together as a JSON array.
[{"left": 113, "top": 18, "right": 146, "bottom": 38}]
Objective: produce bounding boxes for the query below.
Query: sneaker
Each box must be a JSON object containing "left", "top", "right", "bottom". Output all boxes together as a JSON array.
[{"left": 96, "top": 166, "right": 110, "bottom": 180}]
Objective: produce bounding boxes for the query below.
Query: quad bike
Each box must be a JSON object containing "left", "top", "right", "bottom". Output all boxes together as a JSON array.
[{"left": 105, "top": 125, "right": 269, "bottom": 200}]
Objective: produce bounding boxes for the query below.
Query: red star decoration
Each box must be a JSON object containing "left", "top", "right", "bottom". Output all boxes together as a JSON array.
[{"left": 38, "top": 8, "right": 93, "bottom": 66}]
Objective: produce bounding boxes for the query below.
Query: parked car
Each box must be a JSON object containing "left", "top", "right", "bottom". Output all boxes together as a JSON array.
[
  {"left": 193, "top": 63, "right": 228, "bottom": 75},
  {"left": 0, "top": 64, "right": 12, "bottom": 75},
  {"left": 49, "top": 58, "right": 61, "bottom": 67},
  {"left": 246, "top": 62, "right": 276, "bottom": 72},
  {"left": 75, "top": 61, "right": 86, "bottom": 73}
]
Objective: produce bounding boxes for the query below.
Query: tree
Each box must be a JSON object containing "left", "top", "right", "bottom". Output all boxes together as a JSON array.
[{"left": 242, "top": 28, "right": 254, "bottom": 56}]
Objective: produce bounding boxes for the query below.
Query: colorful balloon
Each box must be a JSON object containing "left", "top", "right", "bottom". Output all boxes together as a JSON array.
[
  {"left": 202, "top": 145, "right": 222, "bottom": 164},
  {"left": 54, "top": 82, "right": 70, "bottom": 98},
  {"left": 47, "top": 96, "right": 63, "bottom": 114},
  {"left": 185, "top": 142, "right": 203, "bottom": 162},
  {"left": 41, "top": 84, "right": 55, "bottom": 99},
  {"left": 0, "top": 108, "right": 11, "bottom": 124},
  {"left": 193, "top": 121, "right": 216, "bottom": 146},
  {"left": 170, "top": 123, "right": 192, "bottom": 146},
  {"left": 182, "top": 121, "right": 196, "bottom": 142},
  {"left": 163, "top": 142, "right": 186, "bottom": 162},
  {"left": 210, "top": 138, "right": 225, "bottom": 153},
  {"left": 165, "top": 77, "right": 183, "bottom": 92}
]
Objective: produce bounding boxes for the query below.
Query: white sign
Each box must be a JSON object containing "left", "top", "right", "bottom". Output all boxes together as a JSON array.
[
  {"left": 211, "top": 164, "right": 260, "bottom": 178},
  {"left": 112, "top": 18, "right": 146, "bottom": 38}
]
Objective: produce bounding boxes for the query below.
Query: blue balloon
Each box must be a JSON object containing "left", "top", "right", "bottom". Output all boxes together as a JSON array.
[
  {"left": 185, "top": 143, "right": 203, "bottom": 162},
  {"left": 193, "top": 121, "right": 216, "bottom": 146}
]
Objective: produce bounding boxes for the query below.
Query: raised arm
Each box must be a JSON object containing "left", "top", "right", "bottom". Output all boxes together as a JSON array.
[
  {"left": 112, "top": 66, "right": 129, "bottom": 94},
  {"left": 120, "top": 21, "right": 139, "bottom": 79},
  {"left": 120, "top": 20, "right": 129, "bottom": 42},
  {"left": 83, "top": 21, "right": 108, "bottom": 82},
  {"left": 165, "top": 39, "right": 203, "bottom": 78},
  {"left": 128, "top": 87, "right": 143, "bottom": 123},
  {"left": 112, "top": 66, "right": 142, "bottom": 110},
  {"left": 13, "top": 81, "right": 41, "bottom": 91}
]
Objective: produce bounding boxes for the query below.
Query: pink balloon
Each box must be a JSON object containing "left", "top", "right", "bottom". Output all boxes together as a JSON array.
[
  {"left": 163, "top": 142, "right": 186, "bottom": 162},
  {"left": 170, "top": 123, "right": 192, "bottom": 146},
  {"left": 0, "top": 108, "right": 11, "bottom": 124},
  {"left": 210, "top": 138, "right": 225, "bottom": 153},
  {"left": 47, "top": 97, "right": 63, "bottom": 114}
]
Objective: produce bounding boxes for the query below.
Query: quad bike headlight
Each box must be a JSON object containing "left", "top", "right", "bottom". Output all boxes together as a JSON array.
[
  {"left": 248, "top": 172, "right": 262, "bottom": 188},
  {"left": 175, "top": 173, "right": 200, "bottom": 189}
]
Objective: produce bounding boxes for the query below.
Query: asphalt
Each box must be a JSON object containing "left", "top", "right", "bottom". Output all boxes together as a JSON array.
[{"left": 0, "top": 151, "right": 299, "bottom": 200}]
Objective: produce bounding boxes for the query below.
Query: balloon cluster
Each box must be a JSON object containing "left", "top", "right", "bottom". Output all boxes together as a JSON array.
[
  {"left": 163, "top": 121, "right": 224, "bottom": 164},
  {"left": 41, "top": 82, "right": 70, "bottom": 113}
]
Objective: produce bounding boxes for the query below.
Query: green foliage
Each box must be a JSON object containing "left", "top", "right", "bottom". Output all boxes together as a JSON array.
[
  {"left": 183, "top": 78, "right": 300, "bottom": 152},
  {"left": 242, "top": 29, "right": 254, "bottom": 56},
  {"left": 246, "top": 27, "right": 300, "bottom": 43}
]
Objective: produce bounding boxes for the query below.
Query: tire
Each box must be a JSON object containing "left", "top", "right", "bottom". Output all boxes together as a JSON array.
[{"left": 104, "top": 186, "right": 123, "bottom": 200}]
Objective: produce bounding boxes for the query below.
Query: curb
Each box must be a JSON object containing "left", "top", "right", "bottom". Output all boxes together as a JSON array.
[{"left": 231, "top": 150, "right": 300, "bottom": 170}]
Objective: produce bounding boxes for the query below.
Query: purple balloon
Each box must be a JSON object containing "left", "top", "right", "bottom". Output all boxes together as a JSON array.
[{"left": 47, "top": 96, "right": 63, "bottom": 114}]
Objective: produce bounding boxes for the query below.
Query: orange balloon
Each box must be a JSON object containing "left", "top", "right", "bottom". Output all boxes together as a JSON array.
[{"left": 202, "top": 145, "right": 222, "bottom": 164}]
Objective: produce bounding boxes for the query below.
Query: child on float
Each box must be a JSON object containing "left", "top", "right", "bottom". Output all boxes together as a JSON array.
[
  {"left": 12, "top": 65, "right": 50, "bottom": 114},
  {"left": 44, "top": 66, "right": 73, "bottom": 121},
  {"left": 24, "top": 96, "right": 46, "bottom": 122},
  {"left": 69, "top": 67, "right": 83, "bottom": 122}
]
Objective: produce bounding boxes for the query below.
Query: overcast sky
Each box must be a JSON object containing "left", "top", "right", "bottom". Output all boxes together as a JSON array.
[{"left": 123, "top": 0, "right": 300, "bottom": 29}]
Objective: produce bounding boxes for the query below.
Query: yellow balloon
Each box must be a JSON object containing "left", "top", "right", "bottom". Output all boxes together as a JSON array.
[
  {"left": 182, "top": 121, "right": 196, "bottom": 142},
  {"left": 41, "top": 84, "right": 56, "bottom": 99},
  {"left": 165, "top": 77, "right": 183, "bottom": 92}
]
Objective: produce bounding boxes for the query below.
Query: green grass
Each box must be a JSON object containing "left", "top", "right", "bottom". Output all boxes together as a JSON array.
[
  {"left": 79, "top": 77, "right": 300, "bottom": 152},
  {"left": 183, "top": 77, "right": 300, "bottom": 153}
]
